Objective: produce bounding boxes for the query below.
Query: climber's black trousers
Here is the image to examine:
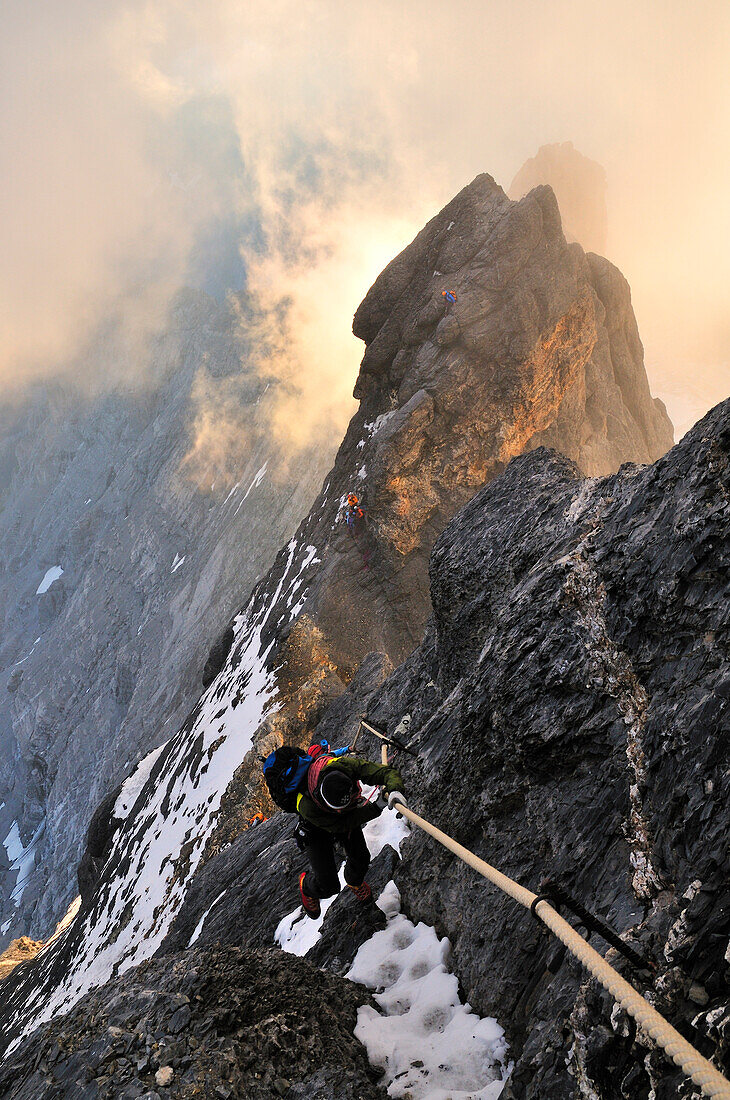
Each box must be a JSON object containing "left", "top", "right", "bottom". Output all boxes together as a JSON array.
[{"left": 301, "top": 825, "right": 370, "bottom": 898}]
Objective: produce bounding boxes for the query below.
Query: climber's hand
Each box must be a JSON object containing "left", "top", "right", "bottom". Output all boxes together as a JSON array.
[{"left": 388, "top": 791, "right": 407, "bottom": 813}]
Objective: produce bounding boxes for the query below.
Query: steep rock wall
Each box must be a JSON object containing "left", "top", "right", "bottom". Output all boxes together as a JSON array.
[{"left": 134, "top": 399, "right": 727, "bottom": 1098}]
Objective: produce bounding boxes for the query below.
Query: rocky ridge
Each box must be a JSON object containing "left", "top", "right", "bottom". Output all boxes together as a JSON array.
[
  {"left": 0, "top": 173, "right": 686, "bottom": 1097},
  {"left": 144, "top": 400, "right": 729, "bottom": 1096},
  {"left": 0, "top": 944, "right": 387, "bottom": 1100}
]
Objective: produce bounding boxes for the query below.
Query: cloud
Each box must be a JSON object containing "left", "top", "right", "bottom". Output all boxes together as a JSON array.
[
  {"left": 1, "top": 0, "right": 728, "bottom": 445},
  {"left": 179, "top": 366, "right": 253, "bottom": 492},
  {"left": 0, "top": 3, "right": 199, "bottom": 385}
]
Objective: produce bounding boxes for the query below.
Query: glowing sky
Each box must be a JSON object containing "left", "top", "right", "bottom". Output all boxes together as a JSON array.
[{"left": 1, "top": 1, "right": 728, "bottom": 438}]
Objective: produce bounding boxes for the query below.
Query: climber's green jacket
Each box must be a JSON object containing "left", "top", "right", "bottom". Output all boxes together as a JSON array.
[{"left": 296, "top": 754, "right": 404, "bottom": 834}]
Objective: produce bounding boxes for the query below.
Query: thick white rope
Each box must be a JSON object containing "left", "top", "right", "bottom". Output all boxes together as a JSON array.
[{"left": 376, "top": 735, "right": 730, "bottom": 1098}]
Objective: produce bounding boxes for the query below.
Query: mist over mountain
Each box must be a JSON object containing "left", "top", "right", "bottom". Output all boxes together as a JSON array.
[
  {"left": 0, "top": 288, "right": 337, "bottom": 944},
  {"left": 509, "top": 142, "right": 608, "bottom": 255}
]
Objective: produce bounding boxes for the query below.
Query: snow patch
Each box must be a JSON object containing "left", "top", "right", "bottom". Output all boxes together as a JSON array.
[
  {"left": 233, "top": 462, "right": 268, "bottom": 516},
  {"left": 12, "top": 638, "right": 41, "bottom": 668},
  {"left": 1, "top": 919, "right": 11, "bottom": 935},
  {"left": 3, "top": 822, "right": 23, "bottom": 864},
  {"left": 349, "top": 881, "right": 509, "bottom": 1099},
  {"left": 4, "top": 820, "right": 45, "bottom": 907},
  {"left": 275, "top": 866, "right": 345, "bottom": 957},
  {"left": 222, "top": 482, "right": 240, "bottom": 506},
  {"left": 113, "top": 743, "right": 168, "bottom": 821},
  {"left": 36, "top": 567, "right": 63, "bottom": 595},
  {"left": 187, "top": 890, "right": 227, "bottom": 947},
  {"left": 364, "top": 411, "right": 396, "bottom": 438},
  {"left": 285, "top": 545, "right": 320, "bottom": 619},
  {"left": 170, "top": 554, "right": 186, "bottom": 574}
]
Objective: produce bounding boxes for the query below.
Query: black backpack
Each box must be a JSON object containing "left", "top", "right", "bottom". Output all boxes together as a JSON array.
[{"left": 262, "top": 746, "right": 311, "bottom": 812}]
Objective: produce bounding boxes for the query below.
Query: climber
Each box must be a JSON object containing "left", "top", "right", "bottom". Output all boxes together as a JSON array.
[
  {"left": 262, "top": 745, "right": 406, "bottom": 919},
  {"left": 441, "top": 289, "right": 457, "bottom": 309},
  {"left": 344, "top": 493, "right": 364, "bottom": 529},
  {"left": 247, "top": 812, "right": 265, "bottom": 828}
]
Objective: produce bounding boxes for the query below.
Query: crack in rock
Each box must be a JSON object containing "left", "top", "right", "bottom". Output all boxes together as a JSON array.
[{"left": 562, "top": 555, "right": 664, "bottom": 900}]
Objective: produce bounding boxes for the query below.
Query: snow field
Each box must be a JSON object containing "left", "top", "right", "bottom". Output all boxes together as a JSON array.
[
  {"left": 5, "top": 533, "right": 324, "bottom": 1052},
  {"left": 349, "top": 882, "right": 509, "bottom": 1100}
]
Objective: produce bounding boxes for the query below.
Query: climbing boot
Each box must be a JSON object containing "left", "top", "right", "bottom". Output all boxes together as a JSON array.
[
  {"left": 299, "top": 872, "right": 321, "bottom": 919},
  {"left": 348, "top": 881, "right": 372, "bottom": 903}
]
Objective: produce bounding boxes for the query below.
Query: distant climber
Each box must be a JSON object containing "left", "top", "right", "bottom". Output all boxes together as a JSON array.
[
  {"left": 247, "top": 812, "right": 266, "bottom": 828},
  {"left": 262, "top": 743, "right": 406, "bottom": 919},
  {"left": 344, "top": 493, "right": 364, "bottom": 529},
  {"left": 342, "top": 493, "right": 371, "bottom": 569},
  {"left": 441, "top": 289, "right": 457, "bottom": 310}
]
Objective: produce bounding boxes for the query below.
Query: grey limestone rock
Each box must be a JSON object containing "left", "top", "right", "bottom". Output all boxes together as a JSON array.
[
  {"left": 0, "top": 943, "right": 387, "bottom": 1100},
  {"left": 0, "top": 288, "right": 335, "bottom": 943}
]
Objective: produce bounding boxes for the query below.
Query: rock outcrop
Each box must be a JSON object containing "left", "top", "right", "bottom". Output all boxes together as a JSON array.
[
  {"left": 510, "top": 142, "right": 608, "bottom": 255},
  {"left": 0, "top": 944, "right": 387, "bottom": 1100},
  {"left": 0, "top": 172, "right": 679, "bottom": 1092},
  {"left": 0, "top": 936, "right": 42, "bottom": 983},
  {"left": 255, "top": 172, "right": 671, "bottom": 737}
]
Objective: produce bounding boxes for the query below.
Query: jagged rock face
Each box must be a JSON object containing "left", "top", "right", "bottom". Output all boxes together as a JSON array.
[
  {"left": 0, "top": 944, "right": 387, "bottom": 1100},
  {"left": 39, "top": 399, "right": 725, "bottom": 1100},
  {"left": 357, "top": 401, "right": 728, "bottom": 1097},
  {"left": 264, "top": 173, "right": 671, "bottom": 719},
  {"left": 0, "top": 173, "right": 674, "bottom": 1061},
  {"left": 181, "top": 400, "right": 724, "bottom": 1096},
  {"left": 509, "top": 141, "right": 608, "bottom": 255},
  {"left": 0, "top": 289, "right": 333, "bottom": 944}
]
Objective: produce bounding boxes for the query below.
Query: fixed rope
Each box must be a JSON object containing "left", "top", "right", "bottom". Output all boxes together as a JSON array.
[{"left": 376, "top": 743, "right": 730, "bottom": 1098}]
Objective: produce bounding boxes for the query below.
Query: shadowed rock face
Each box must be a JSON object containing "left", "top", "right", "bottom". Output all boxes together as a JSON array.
[
  {"left": 364, "top": 402, "right": 729, "bottom": 1097},
  {"left": 0, "top": 173, "right": 678, "bottom": 1078}
]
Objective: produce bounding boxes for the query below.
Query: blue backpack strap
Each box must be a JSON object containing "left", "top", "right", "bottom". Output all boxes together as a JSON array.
[{"left": 285, "top": 754, "right": 313, "bottom": 794}]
